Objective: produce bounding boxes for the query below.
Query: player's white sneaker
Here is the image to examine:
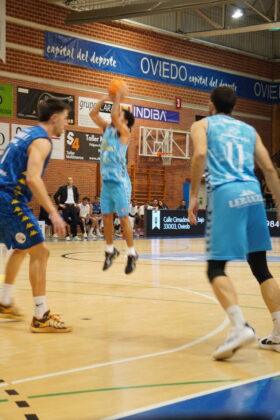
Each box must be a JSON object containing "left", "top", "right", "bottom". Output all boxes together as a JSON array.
[
  {"left": 73, "top": 236, "right": 81, "bottom": 241},
  {"left": 258, "top": 334, "right": 280, "bottom": 352},
  {"left": 212, "top": 324, "right": 256, "bottom": 360},
  {"left": 65, "top": 236, "right": 71, "bottom": 241}
]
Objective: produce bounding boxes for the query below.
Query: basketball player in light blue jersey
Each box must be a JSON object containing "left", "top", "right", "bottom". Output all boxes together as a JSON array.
[
  {"left": 0, "top": 98, "right": 72, "bottom": 333},
  {"left": 189, "top": 87, "right": 280, "bottom": 360},
  {"left": 90, "top": 87, "right": 138, "bottom": 274}
]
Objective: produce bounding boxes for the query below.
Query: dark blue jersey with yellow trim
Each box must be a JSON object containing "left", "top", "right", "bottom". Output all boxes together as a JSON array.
[{"left": 0, "top": 125, "right": 52, "bottom": 203}]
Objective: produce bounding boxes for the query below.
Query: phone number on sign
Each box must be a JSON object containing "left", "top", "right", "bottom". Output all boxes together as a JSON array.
[{"left": 267, "top": 220, "right": 280, "bottom": 228}]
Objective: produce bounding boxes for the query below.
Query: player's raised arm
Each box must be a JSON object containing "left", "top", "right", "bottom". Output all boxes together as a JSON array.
[
  {"left": 188, "top": 119, "right": 208, "bottom": 225},
  {"left": 89, "top": 96, "right": 110, "bottom": 131},
  {"left": 254, "top": 133, "right": 280, "bottom": 220},
  {"left": 111, "top": 89, "right": 129, "bottom": 144},
  {"left": 26, "top": 138, "right": 66, "bottom": 235}
]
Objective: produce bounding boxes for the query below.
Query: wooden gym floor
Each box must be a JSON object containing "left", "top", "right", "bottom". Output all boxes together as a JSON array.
[{"left": 0, "top": 237, "right": 280, "bottom": 420}]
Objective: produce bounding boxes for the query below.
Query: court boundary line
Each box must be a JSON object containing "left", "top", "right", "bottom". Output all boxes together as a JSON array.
[
  {"left": 103, "top": 370, "right": 280, "bottom": 420},
  {"left": 0, "top": 285, "right": 229, "bottom": 387}
]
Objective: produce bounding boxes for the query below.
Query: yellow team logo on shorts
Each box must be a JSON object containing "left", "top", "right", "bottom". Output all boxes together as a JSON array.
[
  {"left": 29, "top": 230, "right": 38, "bottom": 237},
  {"left": 22, "top": 216, "right": 29, "bottom": 222},
  {"left": 26, "top": 223, "right": 34, "bottom": 229}
]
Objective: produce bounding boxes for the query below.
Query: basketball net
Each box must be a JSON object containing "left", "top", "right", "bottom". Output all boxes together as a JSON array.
[{"left": 158, "top": 152, "right": 172, "bottom": 166}]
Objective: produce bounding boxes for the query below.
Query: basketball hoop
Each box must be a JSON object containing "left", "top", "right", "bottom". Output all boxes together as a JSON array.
[{"left": 157, "top": 152, "right": 172, "bottom": 166}]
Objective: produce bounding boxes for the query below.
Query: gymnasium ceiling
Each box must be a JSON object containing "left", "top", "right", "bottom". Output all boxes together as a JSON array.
[{"left": 42, "top": 0, "right": 280, "bottom": 60}]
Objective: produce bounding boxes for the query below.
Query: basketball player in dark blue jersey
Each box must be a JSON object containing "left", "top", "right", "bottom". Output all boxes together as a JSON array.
[
  {"left": 189, "top": 87, "right": 280, "bottom": 359},
  {"left": 0, "top": 98, "right": 72, "bottom": 332},
  {"left": 90, "top": 86, "right": 138, "bottom": 274}
]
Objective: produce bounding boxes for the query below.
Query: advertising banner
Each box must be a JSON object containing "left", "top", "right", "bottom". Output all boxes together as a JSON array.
[
  {"left": 145, "top": 209, "right": 280, "bottom": 238},
  {"left": 0, "top": 83, "right": 12, "bottom": 117},
  {"left": 45, "top": 31, "right": 280, "bottom": 104},
  {"left": 65, "top": 130, "right": 102, "bottom": 161},
  {"left": 17, "top": 86, "right": 75, "bottom": 124},
  {"left": 78, "top": 97, "right": 112, "bottom": 128},
  {"left": 11, "top": 124, "right": 64, "bottom": 160},
  {"left": 78, "top": 96, "right": 132, "bottom": 128},
  {"left": 145, "top": 209, "right": 206, "bottom": 237},
  {"left": 11, "top": 124, "right": 30, "bottom": 138},
  {"left": 133, "top": 105, "right": 179, "bottom": 123},
  {"left": 51, "top": 133, "right": 65, "bottom": 160},
  {"left": 0, "top": 123, "right": 9, "bottom": 155}
]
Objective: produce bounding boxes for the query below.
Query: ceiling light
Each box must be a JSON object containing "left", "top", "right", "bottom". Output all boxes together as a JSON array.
[{"left": 232, "top": 9, "right": 243, "bottom": 19}]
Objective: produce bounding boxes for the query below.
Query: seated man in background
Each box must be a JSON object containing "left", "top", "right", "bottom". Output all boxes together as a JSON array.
[
  {"left": 158, "top": 200, "right": 169, "bottom": 209},
  {"left": 177, "top": 199, "right": 187, "bottom": 210},
  {"left": 38, "top": 194, "right": 53, "bottom": 238},
  {"left": 137, "top": 201, "right": 152, "bottom": 236},
  {"left": 78, "top": 197, "right": 91, "bottom": 239},
  {"left": 113, "top": 212, "right": 122, "bottom": 237},
  {"left": 89, "top": 195, "right": 103, "bottom": 238},
  {"left": 54, "top": 177, "right": 82, "bottom": 241},
  {"left": 129, "top": 199, "right": 138, "bottom": 232},
  {"left": 152, "top": 198, "right": 159, "bottom": 210}
]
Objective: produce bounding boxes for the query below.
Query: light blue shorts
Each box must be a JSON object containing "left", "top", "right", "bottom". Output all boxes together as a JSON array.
[
  {"left": 101, "top": 178, "right": 131, "bottom": 217},
  {"left": 206, "top": 181, "right": 271, "bottom": 260}
]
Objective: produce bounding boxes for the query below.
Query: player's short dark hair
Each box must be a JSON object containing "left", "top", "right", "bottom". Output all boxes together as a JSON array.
[
  {"left": 82, "top": 196, "right": 89, "bottom": 201},
  {"left": 210, "top": 87, "right": 236, "bottom": 115},
  {"left": 123, "top": 110, "right": 135, "bottom": 129},
  {"left": 38, "top": 98, "right": 71, "bottom": 122}
]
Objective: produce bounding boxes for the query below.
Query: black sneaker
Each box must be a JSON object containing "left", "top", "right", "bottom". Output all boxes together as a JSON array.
[
  {"left": 125, "top": 252, "right": 138, "bottom": 275},
  {"left": 103, "top": 248, "right": 120, "bottom": 271}
]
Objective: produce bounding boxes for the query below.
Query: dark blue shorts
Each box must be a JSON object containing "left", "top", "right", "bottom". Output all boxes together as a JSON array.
[{"left": 0, "top": 192, "right": 44, "bottom": 250}]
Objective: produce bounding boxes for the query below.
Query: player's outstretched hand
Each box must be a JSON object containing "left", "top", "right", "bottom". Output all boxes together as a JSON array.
[
  {"left": 188, "top": 197, "right": 198, "bottom": 225},
  {"left": 49, "top": 211, "right": 66, "bottom": 236}
]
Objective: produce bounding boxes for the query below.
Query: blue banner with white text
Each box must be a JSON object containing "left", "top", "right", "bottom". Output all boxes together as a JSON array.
[
  {"left": 133, "top": 105, "right": 179, "bottom": 123},
  {"left": 45, "top": 31, "right": 280, "bottom": 103}
]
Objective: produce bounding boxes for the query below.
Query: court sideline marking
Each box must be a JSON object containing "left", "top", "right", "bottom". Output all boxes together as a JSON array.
[
  {"left": 103, "top": 371, "right": 280, "bottom": 420},
  {"left": 0, "top": 285, "right": 229, "bottom": 387}
]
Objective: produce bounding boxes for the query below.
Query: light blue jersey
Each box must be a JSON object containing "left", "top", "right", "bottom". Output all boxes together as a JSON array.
[
  {"left": 204, "top": 114, "right": 271, "bottom": 260},
  {"left": 206, "top": 115, "right": 258, "bottom": 190},
  {"left": 100, "top": 125, "right": 128, "bottom": 183},
  {"left": 100, "top": 125, "right": 131, "bottom": 216}
]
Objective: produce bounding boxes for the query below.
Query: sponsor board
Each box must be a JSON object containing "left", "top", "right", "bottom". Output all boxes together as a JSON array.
[{"left": 65, "top": 130, "right": 102, "bottom": 161}]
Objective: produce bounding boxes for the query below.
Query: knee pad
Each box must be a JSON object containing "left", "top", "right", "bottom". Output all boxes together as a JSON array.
[
  {"left": 247, "top": 251, "right": 272, "bottom": 284},
  {"left": 207, "top": 260, "right": 227, "bottom": 283}
]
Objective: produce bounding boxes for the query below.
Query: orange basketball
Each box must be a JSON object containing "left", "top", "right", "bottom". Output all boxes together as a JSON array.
[{"left": 108, "top": 78, "right": 128, "bottom": 96}]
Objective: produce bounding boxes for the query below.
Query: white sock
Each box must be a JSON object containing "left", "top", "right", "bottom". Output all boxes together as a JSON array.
[
  {"left": 106, "top": 244, "right": 114, "bottom": 253},
  {"left": 271, "top": 311, "right": 280, "bottom": 336},
  {"left": 33, "top": 296, "right": 47, "bottom": 319},
  {"left": 226, "top": 305, "right": 246, "bottom": 329},
  {"left": 127, "top": 247, "right": 136, "bottom": 256},
  {"left": 1, "top": 283, "right": 14, "bottom": 306}
]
